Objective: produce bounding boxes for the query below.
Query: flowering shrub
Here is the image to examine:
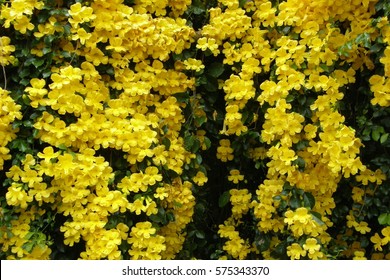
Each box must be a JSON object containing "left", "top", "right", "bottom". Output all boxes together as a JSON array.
[{"left": 0, "top": 0, "right": 389, "bottom": 260}]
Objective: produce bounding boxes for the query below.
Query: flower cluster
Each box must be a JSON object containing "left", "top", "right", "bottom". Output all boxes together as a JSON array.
[
  {"left": 0, "top": 36, "right": 16, "bottom": 66},
  {"left": 0, "top": 0, "right": 200, "bottom": 260},
  {"left": 218, "top": 219, "right": 251, "bottom": 260},
  {"left": 0, "top": 88, "right": 22, "bottom": 170},
  {"left": 1, "top": 0, "right": 389, "bottom": 260},
  {"left": 196, "top": 0, "right": 389, "bottom": 259}
]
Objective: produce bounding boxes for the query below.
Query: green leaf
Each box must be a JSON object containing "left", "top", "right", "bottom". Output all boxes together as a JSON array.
[
  {"left": 256, "top": 234, "right": 271, "bottom": 252},
  {"left": 190, "top": 0, "right": 206, "bottom": 14},
  {"left": 370, "top": 43, "right": 383, "bottom": 53},
  {"left": 289, "top": 194, "right": 301, "bottom": 209},
  {"left": 239, "top": 0, "right": 248, "bottom": 8},
  {"left": 303, "top": 192, "right": 315, "bottom": 209},
  {"left": 22, "top": 242, "right": 34, "bottom": 253},
  {"left": 166, "top": 211, "right": 175, "bottom": 222},
  {"left": 380, "top": 133, "right": 389, "bottom": 144},
  {"left": 273, "top": 195, "right": 281, "bottom": 201},
  {"left": 162, "top": 137, "right": 171, "bottom": 150},
  {"left": 286, "top": 94, "right": 295, "bottom": 103},
  {"left": 191, "top": 138, "right": 200, "bottom": 153},
  {"left": 356, "top": 33, "right": 371, "bottom": 48},
  {"left": 378, "top": 213, "right": 390, "bottom": 225},
  {"left": 44, "top": 35, "right": 56, "bottom": 45},
  {"left": 272, "top": 241, "right": 287, "bottom": 258},
  {"left": 149, "top": 214, "right": 164, "bottom": 224},
  {"left": 195, "top": 115, "right": 207, "bottom": 126},
  {"left": 294, "top": 156, "right": 305, "bottom": 171},
  {"left": 32, "top": 58, "right": 45, "bottom": 68},
  {"left": 42, "top": 69, "right": 51, "bottom": 78},
  {"left": 42, "top": 47, "right": 52, "bottom": 55},
  {"left": 12, "top": 121, "right": 22, "bottom": 130},
  {"left": 174, "top": 91, "right": 189, "bottom": 103},
  {"left": 184, "top": 134, "right": 195, "bottom": 151},
  {"left": 310, "top": 211, "right": 325, "bottom": 226},
  {"left": 21, "top": 47, "right": 30, "bottom": 57},
  {"left": 13, "top": 139, "right": 28, "bottom": 152},
  {"left": 204, "top": 79, "right": 218, "bottom": 92},
  {"left": 203, "top": 137, "right": 211, "bottom": 150},
  {"left": 296, "top": 140, "right": 309, "bottom": 151},
  {"left": 218, "top": 191, "right": 231, "bottom": 208},
  {"left": 372, "top": 129, "right": 381, "bottom": 141},
  {"left": 196, "top": 75, "right": 208, "bottom": 86},
  {"left": 24, "top": 232, "right": 35, "bottom": 240},
  {"left": 58, "top": 143, "right": 68, "bottom": 150},
  {"left": 61, "top": 51, "right": 72, "bottom": 58},
  {"left": 196, "top": 154, "right": 202, "bottom": 164},
  {"left": 195, "top": 230, "right": 205, "bottom": 239},
  {"left": 150, "top": 207, "right": 166, "bottom": 223},
  {"left": 19, "top": 68, "right": 30, "bottom": 78},
  {"left": 207, "top": 62, "right": 225, "bottom": 78},
  {"left": 173, "top": 201, "right": 183, "bottom": 208}
]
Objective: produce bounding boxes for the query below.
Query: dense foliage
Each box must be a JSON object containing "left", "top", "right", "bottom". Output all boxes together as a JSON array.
[{"left": 1, "top": 0, "right": 390, "bottom": 260}]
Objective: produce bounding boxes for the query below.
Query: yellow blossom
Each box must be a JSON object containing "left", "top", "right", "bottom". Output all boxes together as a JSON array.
[
  {"left": 216, "top": 139, "right": 234, "bottom": 162},
  {"left": 287, "top": 243, "right": 306, "bottom": 260},
  {"left": 183, "top": 58, "right": 205, "bottom": 72},
  {"left": 353, "top": 250, "right": 367, "bottom": 260},
  {"left": 193, "top": 171, "right": 208, "bottom": 186},
  {"left": 303, "top": 238, "right": 321, "bottom": 254},
  {"left": 228, "top": 169, "right": 244, "bottom": 184}
]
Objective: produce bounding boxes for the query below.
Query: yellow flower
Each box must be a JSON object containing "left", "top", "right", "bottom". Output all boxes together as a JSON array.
[
  {"left": 56, "top": 153, "right": 75, "bottom": 175},
  {"left": 25, "top": 78, "right": 48, "bottom": 108},
  {"left": 228, "top": 169, "right": 244, "bottom": 184},
  {"left": 143, "top": 166, "right": 163, "bottom": 185},
  {"left": 353, "top": 250, "right": 367, "bottom": 260},
  {"left": 351, "top": 187, "right": 364, "bottom": 204},
  {"left": 183, "top": 58, "right": 205, "bottom": 72},
  {"left": 223, "top": 237, "right": 250, "bottom": 260},
  {"left": 37, "top": 147, "right": 60, "bottom": 163},
  {"left": 370, "top": 75, "right": 390, "bottom": 107},
  {"left": 193, "top": 171, "right": 208, "bottom": 186},
  {"left": 254, "top": 1, "right": 276, "bottom": 27},
  {"left": 374, "top": 169, "right": 386, "bottom": 185},
  {"left": 106, "top": 37, "right": 127, "bottom": 53},
  {"left": 71, "top": 28, "right": 92, "bottom": 45},
  {"left": 308, "top": 250, "right": 325, "bottom": 260},
  {"left": 219, "top": 224, "right": 239, "bottom": 240},
  {"left": 370, "top": 233, "right": 383, "bottom": 251},
  {"left": 0, "top": 36, "right": 16, "bottom": 65},
  {"left": 382, "top": 227, "right": 390, "bottom": 245},
  {"left": 241, "top": 57, "right": 261, "bottom": 78},
  {"left": 128, "top": 198, "right": 146, "bottom": 215},
  {"left": 154, "top": 187, "right": 169, "bottom": 200},
  {"left": 224, "top": 75, "right": 255, "bottom": 101},
  {"left": 294, "top": 207, "right": 310, "bottom": 223},
  {"left": 13, "top": 15, "right": 35, "bottom": 34},
  {"left": 6, "top": 183, "right": 33, "bottom": 209},
  {"left": 128, "top": 224, "right": 166, "bottom": 260},
  {"left": 346, "top": 213, "right": 358, "bottom": 228},
  {"left": 287, "top": 243, "right": 306, "bottom": 260},
  {"left": 68, "top": 2, "right": 96, "bottom": 28},
  {"left": 145, "top": 198, "right": 158, "bottom": 216},
  {"left": 216, "top": 139, "right": 234, "bottom": 162},
  {"left": 303, "top": 238, "right": 320, "bottom": 254},
  {"left": 304, "top": 124, "right": 317, "bottom": 139},
  {"left": 196, "top": 37, "right": 220, "bottom": 55},
  {"left": 230, "top": 188, "right": 252, "bottom": 218},
  {"left": 355, "top": 221, "right": 371, "bottom": 234}
]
